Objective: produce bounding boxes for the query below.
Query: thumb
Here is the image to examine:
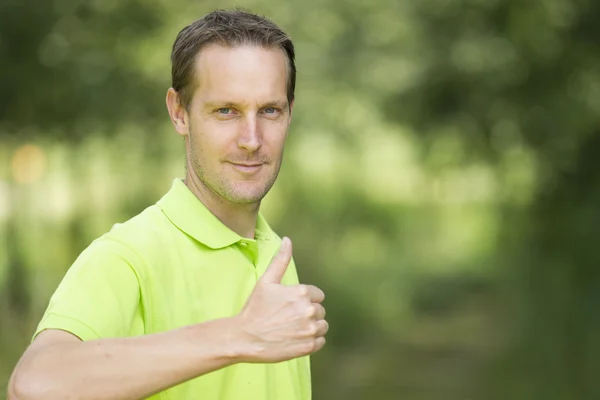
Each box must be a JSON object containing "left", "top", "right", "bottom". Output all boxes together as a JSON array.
[{"left": 260, "top": 237, "right": 293, "bottom": 284}]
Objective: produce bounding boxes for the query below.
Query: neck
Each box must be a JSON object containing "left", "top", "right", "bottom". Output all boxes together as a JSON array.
[{"left": 184, "top": 172, "right": 260, "bottom": 240}]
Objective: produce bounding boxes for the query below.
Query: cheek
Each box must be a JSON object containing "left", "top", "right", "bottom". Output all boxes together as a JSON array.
[
  {"left": 262, "top": 122, "right": 289, "bottom": 148},
  {"left": 193, "top": 123, "right": 235, "bottom": 155}
]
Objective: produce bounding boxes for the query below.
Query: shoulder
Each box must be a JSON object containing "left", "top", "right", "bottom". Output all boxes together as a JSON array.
[
  {"left": 106, "top": 203, "right": 177, "bottom": 248},
  {"left": 79, "top": 204, "right": 177, "bottom": 272}
]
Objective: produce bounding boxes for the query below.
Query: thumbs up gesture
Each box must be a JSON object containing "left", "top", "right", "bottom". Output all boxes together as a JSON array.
[{"left": 236, "top": 237, "right": 328, "bottom": 363}]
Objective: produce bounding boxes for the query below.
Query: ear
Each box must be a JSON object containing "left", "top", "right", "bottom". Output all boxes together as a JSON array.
[{"left": 166, "top": 88, "right": 190, "bottom": 136}]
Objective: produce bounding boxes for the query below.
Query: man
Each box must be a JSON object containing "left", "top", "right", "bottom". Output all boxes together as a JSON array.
[{"left": 8, "top": 9, "right": 328, "bottom": 400}]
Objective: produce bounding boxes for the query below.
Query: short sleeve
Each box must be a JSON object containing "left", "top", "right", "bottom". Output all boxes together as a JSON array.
[{"left": 33, "top": 238, "right": 142, "bottom": 342}]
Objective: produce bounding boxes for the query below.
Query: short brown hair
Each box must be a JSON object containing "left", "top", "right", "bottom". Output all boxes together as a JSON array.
[{"left": 170, "top": 9, "right": 296, "bottom": 109}]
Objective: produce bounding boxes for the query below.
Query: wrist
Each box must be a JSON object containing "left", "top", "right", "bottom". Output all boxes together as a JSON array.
[
  {"left": 179, "top": 317, "right": 247, "bottom": 368},
  {"left": 224, "top": 314, "right": 259, "bottom": 363}
]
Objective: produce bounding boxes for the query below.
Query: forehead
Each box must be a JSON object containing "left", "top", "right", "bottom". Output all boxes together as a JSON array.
[{"left": 191, "top": 44, "right": 288, "bottom": 105}]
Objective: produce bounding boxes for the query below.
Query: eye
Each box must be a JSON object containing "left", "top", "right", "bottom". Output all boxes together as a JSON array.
[
  {"left": 262, "top": 107, "right": 281, "bottom": 116},
  {"left": 217, "top": 108, "right": 232, "bottom": 115}
]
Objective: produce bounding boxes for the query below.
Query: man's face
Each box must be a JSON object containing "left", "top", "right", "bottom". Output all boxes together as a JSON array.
[{"left": 184, "top": 44, "right": 292, "bottom": 205}]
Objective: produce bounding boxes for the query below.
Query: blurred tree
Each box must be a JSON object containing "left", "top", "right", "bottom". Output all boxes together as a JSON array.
[
  {"left": 2, "top": 0, "right": 600, "bottom": 399},
  {"left": 0, "top": 0, "right": 165, "bottom": 140},
  {"left": 376, "top": 1, "right": 600, "bottom": 399}
]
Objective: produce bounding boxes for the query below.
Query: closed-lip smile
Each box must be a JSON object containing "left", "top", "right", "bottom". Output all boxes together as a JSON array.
[
  {"left": 229, "top": 162, "right": 264, "bottom": 173},
  {"left": 232, "top": 162, "right": 263, "bottom": 167}
]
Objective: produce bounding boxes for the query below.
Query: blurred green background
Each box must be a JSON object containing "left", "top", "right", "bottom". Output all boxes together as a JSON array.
[{"left": 2, "top": 0, "right": 600, "bottom": 399}]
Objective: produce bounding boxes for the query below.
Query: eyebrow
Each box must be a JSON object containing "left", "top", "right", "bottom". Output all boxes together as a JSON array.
[
  {"left": 261, "top": 100, "right": 289, "bottom": 109},
  {"left": 203, "top": 100, "right": 289, "bottom": 110}
]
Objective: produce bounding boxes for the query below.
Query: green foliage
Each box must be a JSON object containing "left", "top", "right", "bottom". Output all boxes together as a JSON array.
[{"left": 2, "top": 0, "right": 600, "bottom": 399}]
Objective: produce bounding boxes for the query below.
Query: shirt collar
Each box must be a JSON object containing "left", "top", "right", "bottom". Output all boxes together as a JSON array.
[
  {"left": 255, "top": 211, "right": 279, "bottom": 242},
  {"left": 157, "top": 179, "right": 278, "bottom": 249}
]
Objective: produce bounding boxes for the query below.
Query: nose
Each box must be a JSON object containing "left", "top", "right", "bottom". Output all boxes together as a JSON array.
[{"left": 237, "top": 114, "right": 262, "bottom": 152}]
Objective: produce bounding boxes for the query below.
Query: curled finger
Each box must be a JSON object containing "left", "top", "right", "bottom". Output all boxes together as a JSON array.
[{"left": 315, "top": 319, "right": 329, "bottom": 337}]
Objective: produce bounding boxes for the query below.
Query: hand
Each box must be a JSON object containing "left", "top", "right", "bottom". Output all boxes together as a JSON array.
[{"left": 236, "top": 237, "right": 328, "bottom": 363}]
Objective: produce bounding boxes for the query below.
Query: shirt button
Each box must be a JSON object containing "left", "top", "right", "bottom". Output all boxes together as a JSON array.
[{"left": 240, "top": 242, "right": 248, "bottom": 247}]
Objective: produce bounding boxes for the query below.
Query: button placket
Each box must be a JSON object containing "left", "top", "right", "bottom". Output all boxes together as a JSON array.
[{"left": 238, "top": 240, "right": 259, "bottom": 267}]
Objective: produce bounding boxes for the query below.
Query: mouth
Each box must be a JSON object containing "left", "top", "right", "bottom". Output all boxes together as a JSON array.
[{"left": 229, "top": 162, "right": 265, "bottom": 173}]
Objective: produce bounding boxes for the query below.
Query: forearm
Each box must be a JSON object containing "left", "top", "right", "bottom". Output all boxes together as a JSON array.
[{"left": 9, "top": 317, "right": 244, "bottom": 400}]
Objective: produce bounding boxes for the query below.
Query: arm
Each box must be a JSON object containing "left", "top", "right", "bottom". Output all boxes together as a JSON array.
[
  {"left": 8, "top": 237, "right": 328, "bottom": 400},
  {"left": 8, "top": 317, "right": 244, "bottom": 400}
]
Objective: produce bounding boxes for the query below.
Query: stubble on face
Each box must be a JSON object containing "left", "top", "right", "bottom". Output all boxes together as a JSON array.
[{"left": 187, "top": 120, "right": 284, "bottom": 205}]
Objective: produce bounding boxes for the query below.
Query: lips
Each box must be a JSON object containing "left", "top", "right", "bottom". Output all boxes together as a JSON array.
[
  {"left": 229, "top": 162, "right": 264, "bottom": 173},
  {"left": 232, "top": 163, "right": 263, "bottom": 167}
]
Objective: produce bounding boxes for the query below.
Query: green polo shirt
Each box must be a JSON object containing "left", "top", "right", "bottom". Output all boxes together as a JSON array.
[{"left": 34, "top": 178, "right": 311, "bottom": 399}]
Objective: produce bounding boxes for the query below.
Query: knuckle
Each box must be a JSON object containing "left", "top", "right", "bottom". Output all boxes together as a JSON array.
[
  {"left": 306, "top": 304, "right": 317, "bottom": 318},
  {"left": 305, "top": 339, "right": 318, "bottom": 353},
  {"left": 297, "top": 284, "right": 308, "bottom": 297},
  {"left": 318, "top": 337, "right": 326, "bottom": 348},
  {"left": 300, "top": 342, "right": 312, "bottom": 355},
  {"left": 317, "top": 304, "right": 326, "bottom": 316},
  {"left": 306, "top": 322, "right": 318, "bottom": 336}
]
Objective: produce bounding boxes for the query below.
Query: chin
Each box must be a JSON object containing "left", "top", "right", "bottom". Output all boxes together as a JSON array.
[
  {"left": 227, "top": 194, "right": 266, "bottom": 205},
  {"left": 224, "top": 187, "right": 269, "bottom": 204},
  {"left": 217, "top": 176, "right": 276, "bottom": 204}
]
